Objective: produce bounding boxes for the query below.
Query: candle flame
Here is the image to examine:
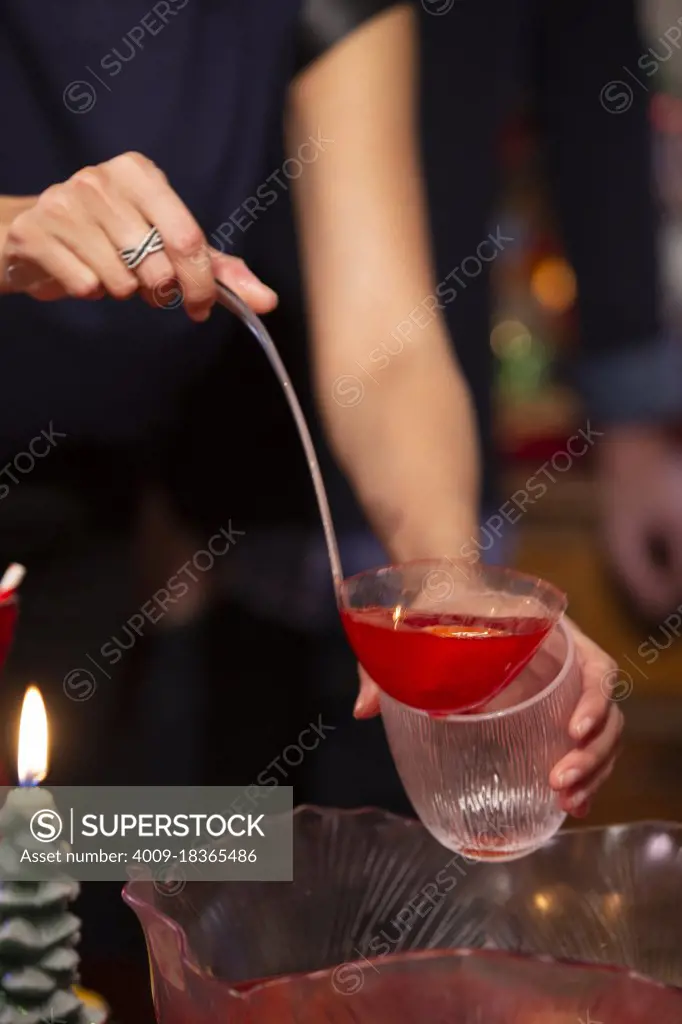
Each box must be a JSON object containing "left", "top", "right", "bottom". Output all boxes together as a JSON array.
[
  {"left": 0, "top": 562, "right": 26, "bottom": 596},
  {"left": 18, "top": 685, "right": 48, "bottom": 785}
]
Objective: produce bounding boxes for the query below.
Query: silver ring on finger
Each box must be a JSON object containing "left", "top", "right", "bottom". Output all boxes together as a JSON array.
[{"left": 119, "top": 226, "right": 164, "bottom": 270}]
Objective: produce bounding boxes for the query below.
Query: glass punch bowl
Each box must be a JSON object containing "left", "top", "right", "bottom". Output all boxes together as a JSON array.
[{"left": 124, "top": 808, "right": 682, "bottom": 1023}]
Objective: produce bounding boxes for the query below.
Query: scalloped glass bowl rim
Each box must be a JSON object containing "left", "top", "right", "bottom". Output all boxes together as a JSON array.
[{"left": 117, "top": 917, "right": 678, "bottom": 1003}]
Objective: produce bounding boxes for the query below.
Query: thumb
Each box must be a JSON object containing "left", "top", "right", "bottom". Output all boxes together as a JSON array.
[
  {"left": 210, "top": 251, "right": 278, "bottom": 314},
  {"left": 354, "top": 665, "right": 381, "bottom": 719}
]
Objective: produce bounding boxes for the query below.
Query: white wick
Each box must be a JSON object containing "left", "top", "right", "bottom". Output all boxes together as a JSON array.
[{"left": 0, "top": 563, "right": 26, "bottom": 596}]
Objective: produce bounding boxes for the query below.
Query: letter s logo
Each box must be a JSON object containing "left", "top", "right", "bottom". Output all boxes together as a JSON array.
[{"left": 30, "top": 809, "right": 63, "bottom": 842}]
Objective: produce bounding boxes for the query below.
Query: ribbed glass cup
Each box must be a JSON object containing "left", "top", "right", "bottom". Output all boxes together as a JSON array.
[{"left": 380, "top": 620, "right": 580, "bottom": 861}]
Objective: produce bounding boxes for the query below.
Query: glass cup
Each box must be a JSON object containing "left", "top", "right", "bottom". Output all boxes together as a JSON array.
[{"left": 380, "top": 619, "right": 580, "bottom": 861}]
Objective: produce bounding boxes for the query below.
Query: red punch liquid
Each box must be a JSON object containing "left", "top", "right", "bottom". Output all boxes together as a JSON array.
[{"left": 341, "top": 607, "right": 552, "bottom": 714}]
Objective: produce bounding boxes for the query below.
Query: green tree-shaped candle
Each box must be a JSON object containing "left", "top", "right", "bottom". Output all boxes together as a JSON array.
[{"left": 0, "top": 687, "right": 106, "bottom": 1024}]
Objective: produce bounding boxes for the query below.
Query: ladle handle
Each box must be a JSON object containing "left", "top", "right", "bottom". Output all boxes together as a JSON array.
[{"left": 214, "top": 279, "right": 344, "bottom": 591}]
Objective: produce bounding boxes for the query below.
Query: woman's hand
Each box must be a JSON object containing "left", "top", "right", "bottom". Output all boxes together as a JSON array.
[
  {"left": 355, "top": 617, "right": 624, "bottom": 819},
  {"left": 0, "top": 152, "right": 277, "bottom": 321},
  {"left": 549, "top": 618, "right": 624, "bottom": 817},
  {"left": 354, "top": 666, "right": 381, "bottom": 719}
]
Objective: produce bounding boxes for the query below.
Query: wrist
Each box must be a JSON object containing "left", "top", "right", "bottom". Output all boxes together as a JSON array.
[
  {"left": 382, "top": 504, "right": 479, "bottom": 564},
  {"left": 0, "top": 195, "right": 36, "bottom": 231}
]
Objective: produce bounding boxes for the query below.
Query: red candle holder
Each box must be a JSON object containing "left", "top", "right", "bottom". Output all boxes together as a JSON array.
[
  {"left": 0, "top": 592, "right": 17, "bottom": 673},
  {"left": 0, "top": 594, "right": 18, "bottom": 786}
]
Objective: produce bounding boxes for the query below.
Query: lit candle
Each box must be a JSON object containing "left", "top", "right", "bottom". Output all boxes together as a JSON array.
[
  {"left": 0, "top": 686, "right": 62, "bottom": 870},
  {"left": 0, "top": 686, "right": 106, "bottom": 1024}
]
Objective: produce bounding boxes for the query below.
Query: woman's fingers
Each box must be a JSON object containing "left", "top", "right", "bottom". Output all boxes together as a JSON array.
[
  {"left": 567, "top": 622, "right": 618, "bottom": 741},
  {"left": 550, "top": 703, "right": 624, "bottom": 792},
  {"left": 568, "top": 798, "right": 591, "bottom": 819},
  {"left": 548, "top": 618, "right": 625, "bottom": 807},
  {"left": 83, "top": 158, "right": 278, "bottom": 316},
  {"left": 73, "top": 170, "right": 177, "bottom": 297},
  {"left": 33, "top": 191, "right": 138, "bottom": 299},
  {"left": 105, "top": 152, "right": 215, "bottom": 320},
  {"left": 3, "top": 152, "right": 280, "bottom": 319},
  {"left": 558, "top": 755, "right": 617, "bottom": 816},
  {"left": 5, "top": 210, "right": 100, "bottom": 298},
  {"left": 354, "top": 665, "right": 381, "bottom": 719},
  {"left": 5, "top": 174, "right": 140, "bottom": 301},
  {"left": 569, "top": 682, "right": 612, "bottom": 743}
]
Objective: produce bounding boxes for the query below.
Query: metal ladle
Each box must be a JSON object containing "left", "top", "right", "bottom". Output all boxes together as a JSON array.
[{"left": 214, "top": 279, "right": 343, "bottom": 588}]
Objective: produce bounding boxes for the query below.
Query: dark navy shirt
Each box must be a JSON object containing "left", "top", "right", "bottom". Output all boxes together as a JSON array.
[
  {"left": 3, "top": 1, "right": 677, "bottom": 630},
  {"left": 1, "top": 1, "right": 300, "bottom": 453},
  {"left": 0, "top": 0, "right": 404, "bottom": 626},
  {"left": 0, "top": 0, "right": 396, "bottom": 458}
]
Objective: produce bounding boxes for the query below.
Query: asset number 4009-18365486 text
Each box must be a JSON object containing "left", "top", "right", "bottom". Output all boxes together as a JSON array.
[{"left": 131, "top": 849, "right": 257, "bottom": 863}]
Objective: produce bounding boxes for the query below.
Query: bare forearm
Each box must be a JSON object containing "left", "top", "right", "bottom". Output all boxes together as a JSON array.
[
  {"left": 289, "top": 4, "right": 480, "bottom": 558},
  {"left": 317, "top": 332, "right": 480, "bottom": 561}
]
